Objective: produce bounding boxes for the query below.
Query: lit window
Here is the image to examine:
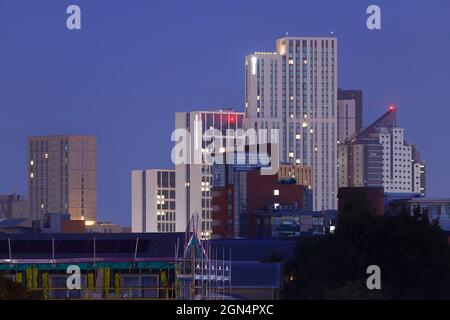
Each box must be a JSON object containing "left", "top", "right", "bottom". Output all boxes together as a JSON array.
[
  {"left": 30, "top": 160, "right": 34, "bottom": 166},
  {"left": 274, "top": 203, "right": 280, "bottom": 209},
  {"left": 302, "top": 122, "right": 308, "bottom": 128},
  {"left": 251, "top": 56, "right": 257, "bottom": 75},
  {"left": 30, "top": 173, "right": 34, "bottom": 179},
  {"left": 296, "top": 134, "right": 301, "bottom": 140},
  {"left": 274, "top": 190, "right": 280, "bottom": 196},
  {"left": 44, "top": 153, "right": 48, "bottom": 159},
  {"left": 289, "top": 152, "right": 294, "bottom": 158}
]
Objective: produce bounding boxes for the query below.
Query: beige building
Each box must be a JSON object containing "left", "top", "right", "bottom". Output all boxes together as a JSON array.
[
  {"left": 28, "top": 135, "right": 96, "bottom": 224},
  {"left": 338, "top": 108, "right": 426, "bottom": 195},
  {"left": 0, "top": 194, "right": 30, "bottom": 219},
  {"left": 278, "top": 163, "right": 313, "bottom": 189}
]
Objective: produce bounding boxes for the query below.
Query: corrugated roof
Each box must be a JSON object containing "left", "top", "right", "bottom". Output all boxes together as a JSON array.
[
  {"left": 231, "top": 262, "right": 281, "bottom": 288},
  {"left": 0, "top": 234, "right": 297, "bottom": 264}
]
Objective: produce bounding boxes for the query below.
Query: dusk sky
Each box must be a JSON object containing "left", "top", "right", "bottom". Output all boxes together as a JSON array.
[{"left": 1, "top": 0, "right": 449, "bottom": 226}]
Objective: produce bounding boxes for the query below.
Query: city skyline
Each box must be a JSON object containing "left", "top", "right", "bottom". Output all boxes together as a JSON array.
[{"left": 1, "top": 1, "right": 449, "bottom": 226}]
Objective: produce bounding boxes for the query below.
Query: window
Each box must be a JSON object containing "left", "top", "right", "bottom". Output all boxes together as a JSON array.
[{"left": 274, "top": 190, "right": 280, "bottom": 196}]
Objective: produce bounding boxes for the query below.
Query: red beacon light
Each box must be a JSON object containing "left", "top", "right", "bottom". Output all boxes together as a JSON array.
[{"left": 389, "top": 105, "right": 396, "bottom": 111}]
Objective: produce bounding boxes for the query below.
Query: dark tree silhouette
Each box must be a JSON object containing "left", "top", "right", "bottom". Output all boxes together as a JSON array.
[
  {"left": 0, "top": 274, "right": 42, "bottom": 300},
  {"left": 283, "top": 192, "right": 450, "bottom": 300}
]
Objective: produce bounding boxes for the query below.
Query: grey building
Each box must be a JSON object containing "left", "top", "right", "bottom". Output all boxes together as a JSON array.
[{"left": 338, "top": 89, "right": 363, "bottom": 140}]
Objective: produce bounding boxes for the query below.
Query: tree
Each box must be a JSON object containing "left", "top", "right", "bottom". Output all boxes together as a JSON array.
[{"left": 282, "top": 195, "right": 450, "bottom": 300}]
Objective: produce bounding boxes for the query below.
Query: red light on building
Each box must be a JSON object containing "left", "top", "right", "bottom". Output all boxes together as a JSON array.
[
  {"left": 389, "top": 105, "right": 395, "bottom": 111},
  {"left": 230, "top": 116, "right": 235, "bottom": 122}
]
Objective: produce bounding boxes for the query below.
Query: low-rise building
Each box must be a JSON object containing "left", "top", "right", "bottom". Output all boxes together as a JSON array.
[
  {"left": 212, "top": 163, "right": 312, "bottom": 239},
  {"left": 387, "top": 198, "right": 450, "bottom": 231},
  {"left": 0, "top": 194, "right": 30, "bottom": 219},
  {"left": 0, "top": 233, "right": 294, "bottom": 300},
  {"left": 86, "top": 221, "right": 129, "bottom": 233},
  {"left": 254, "top": 208, "right": 337, "bottom": 238}
]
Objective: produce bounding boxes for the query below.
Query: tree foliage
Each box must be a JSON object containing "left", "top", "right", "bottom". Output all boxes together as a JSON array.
[{"left": 283, "top": 192, "right": 450, "bottom": 300}]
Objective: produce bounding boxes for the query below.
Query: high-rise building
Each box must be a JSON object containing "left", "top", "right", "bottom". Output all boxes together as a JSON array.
[
  {"left": 175, "top": 110, "right": 245, "bottom": 239},
  {"left": 337, "top": 89, "right": 363, "bottom": 142},
  {"left": 28, "top": 135, "right": 96, "bottom": 224},
  {"left": 338, "top": 107, "right": 426, "bottom": 196},
  {"left": 245, "top": 36, "right": 338, "bottom": 210},
  {"left": 131, "top": 169, "right": 177, "bottom": 233}
]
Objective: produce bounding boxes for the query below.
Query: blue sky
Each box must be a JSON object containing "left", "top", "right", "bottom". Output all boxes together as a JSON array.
[{"left": 1, "top": 0, "right": 449, "bottom": 226}]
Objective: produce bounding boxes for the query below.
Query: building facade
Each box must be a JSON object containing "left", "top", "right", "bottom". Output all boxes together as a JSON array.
[
  {"left": 278, "top": 163, "right": 313, "bottom": 188},
  {"left": 28, "top": 135, "right": 96, "bottom": 224},
  {"left": 337, "top": 89, "right": 363, "bottom": 143},
  {"left": 175, "top": 110, "right": 245, "bottom": 239},
  {"left": 387, "top": 198, "right": 450, "bottom": 231},
  {"left": 131, "top": 169, "right": 177, "bottom": 233},
  {"left": 86, "top": 221, "right": 129, "bottom": 233},
  {"left": 244, "top": 36, "right": 338, "bottom": 211},
  {"left": 212, "top": 160, "right": 311, "bottom": 239},
  {"left": 338, "top": 108, "right": 426, "bottom": 195},
  {"left": 254, "top": 208, "right": 337, "bottom": 238}
]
